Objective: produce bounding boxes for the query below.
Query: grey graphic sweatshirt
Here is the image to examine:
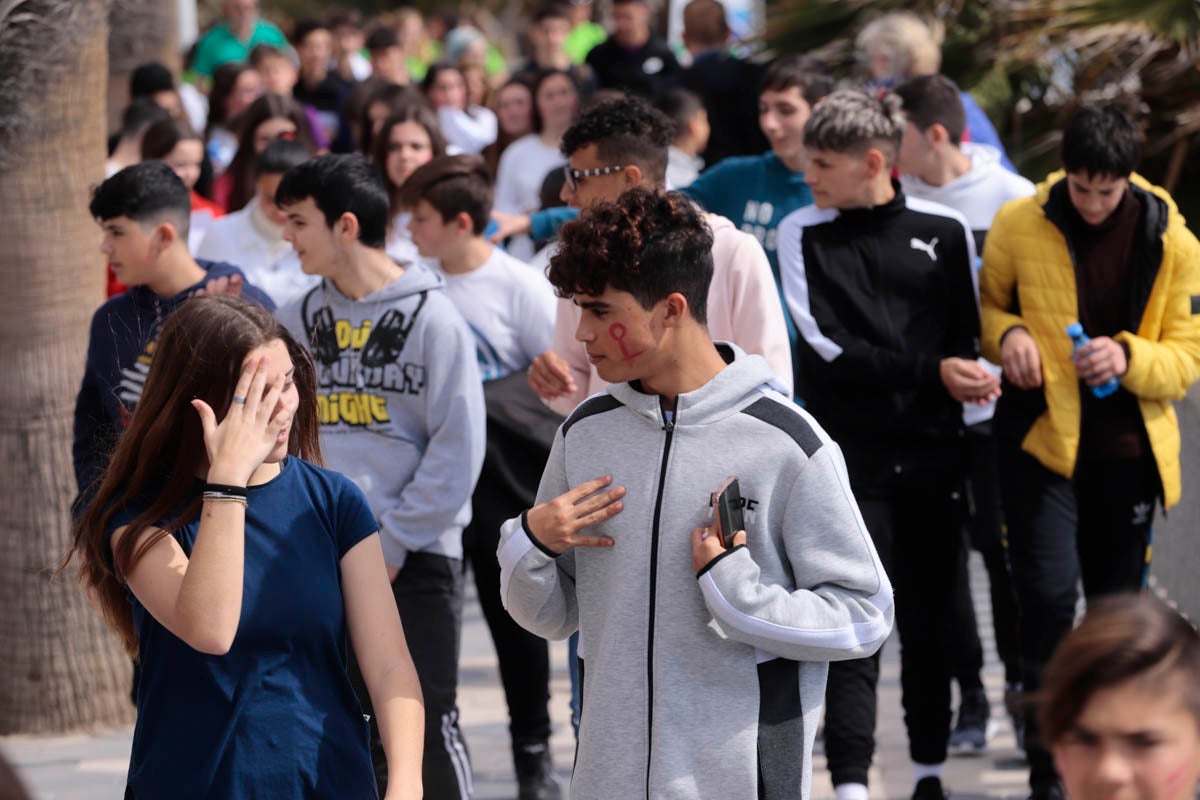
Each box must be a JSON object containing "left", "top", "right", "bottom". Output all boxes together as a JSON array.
[
  {"left": 278, "top": 261, "right": 485, "bottom": 567},
  {"left": 498, "top": 344, "right": 893, "bottom": 800}
]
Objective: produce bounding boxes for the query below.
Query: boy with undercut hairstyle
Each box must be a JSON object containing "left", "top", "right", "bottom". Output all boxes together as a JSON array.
[
  {"left": 401, "top": 153, "right": 563, "bottom": 797},
  {"left": 274, "top": 153, "right": 485, "bottom": 800},
  {"left": 74, "top": 161, "right": 273, "bottom": 501},
  {"left": 778, "top": 90, "right": 997, "bottom": 800},
  {"left": 498, "top": 186, "right": 892, "bottom": 800},
  {"left": 981, "top": 104, "right": 1200, "bottom": 800}
]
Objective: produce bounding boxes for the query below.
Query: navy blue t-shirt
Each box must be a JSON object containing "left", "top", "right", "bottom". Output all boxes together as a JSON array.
[{"left": 111, "top": 457, "right": 380, "bottom": 799}]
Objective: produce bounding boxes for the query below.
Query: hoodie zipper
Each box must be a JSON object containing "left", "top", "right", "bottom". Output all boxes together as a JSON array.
[{"left": 644, "top": 405, "right": 676, "bottom": 798}]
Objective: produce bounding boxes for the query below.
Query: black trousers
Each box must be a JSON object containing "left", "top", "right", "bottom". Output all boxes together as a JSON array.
[
  {"left": 462, "top": 492, "right": 552, "bottom": 753},
  {"left": 951, "top": 423, "right": 1021, "bottom": 690},
  {"left": 998, "top": 445, "right": 1157, "bottom": 789},
  {"left": 350, "top": 551, "right": 472, "bottom": 800},
  {"left": 824, "top": 449, "right": 965, "bottom": 784}
]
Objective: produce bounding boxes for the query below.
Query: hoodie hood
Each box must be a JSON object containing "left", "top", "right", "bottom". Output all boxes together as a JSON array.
[
  {"left": 316, "top": 257, "right": 446, "bottom": 306},
  {"left": 607, "top": 342, "right": 780, "bottom": 428},
  {"left": 899, "top": 143, "right": 1035, "bottom": 234}
]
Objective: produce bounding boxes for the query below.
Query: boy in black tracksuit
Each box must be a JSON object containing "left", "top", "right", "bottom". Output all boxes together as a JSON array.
[{"left": 778, "top": 90, "right": 999, "bottom": 800}]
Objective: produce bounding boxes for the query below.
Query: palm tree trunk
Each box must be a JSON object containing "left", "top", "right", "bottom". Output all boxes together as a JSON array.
[{"left": 0, "top": 2, "right": 135, "bottom": 733}]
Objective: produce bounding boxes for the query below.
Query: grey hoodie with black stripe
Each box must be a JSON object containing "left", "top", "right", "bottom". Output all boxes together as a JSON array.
[{"left": 498, "top": 344, "right": 893, "bottom": 800}]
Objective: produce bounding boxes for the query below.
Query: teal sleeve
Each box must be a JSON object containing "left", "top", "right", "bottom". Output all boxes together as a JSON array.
[
  {"left": 680, "top": 166, "right": 723, "bottom": 211},
  {"left": 530, "top": 207, "right": 580, "bottom": 241}
]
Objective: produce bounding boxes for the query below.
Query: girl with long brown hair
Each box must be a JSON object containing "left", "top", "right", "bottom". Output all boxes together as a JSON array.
[
  {"left": 373, "top": 105, "right": 448, "bottom": 263},
  {"left": 66, "top": 295, "right": 423, "bottom": 799},
  {"left": 215, "top": 92, "right": 316, "bottom": 213}
]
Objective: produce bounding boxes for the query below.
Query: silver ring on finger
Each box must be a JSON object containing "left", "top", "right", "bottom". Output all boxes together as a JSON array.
[{"left": 232, "top": 394, "right": 247, "bottom": 404}]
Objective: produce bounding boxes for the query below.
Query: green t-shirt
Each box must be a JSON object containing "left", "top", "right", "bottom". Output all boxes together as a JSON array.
[
  {"left": 192, "top": 19, "right": 288, "bottom": 77},
  {"left": 406, "top": 41, "right": 442, "bottom": 83},
  {"left": 564, "top": 22, "right": 606, "bottom": 64}
]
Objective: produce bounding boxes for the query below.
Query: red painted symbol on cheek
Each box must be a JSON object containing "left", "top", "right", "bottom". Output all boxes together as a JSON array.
[
  {"left": 1164, "top": 763, "right": 1189, "bottom": 794},
  {"left": 609, "top": 322, "right": 644, "bottom": 362}
]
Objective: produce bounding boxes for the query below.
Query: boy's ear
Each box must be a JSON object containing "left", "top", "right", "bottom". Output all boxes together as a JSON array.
[
  {"left": 863, "top": 147, "right": 888, "bottom": 179},
  {"left": 928, "top": 123, "right": 950, "bottom": 147},
  {"left": 623, "top": 164, "right": 643, "bottom": 189},
  {"left": 455, "top": 210, "right": 474, "bottom": 234},
  {"left": 335, "top": 211, "right": 360, "bottom": 243},
  {"left": 151, "top": 220, "right": 179, "bottom": 253},
  {"left": 660, "top": 291, "right": 689, "bottom": 328}
]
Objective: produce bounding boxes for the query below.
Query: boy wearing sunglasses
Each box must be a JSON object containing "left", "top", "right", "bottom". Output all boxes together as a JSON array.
[{"left": 526, "top": 95, "right": 793, "bottom": 415}]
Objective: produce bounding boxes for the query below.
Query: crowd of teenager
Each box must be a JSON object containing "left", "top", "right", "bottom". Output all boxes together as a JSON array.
[{"left": 62, "top": 0, "right": 1200, "bottom": 799}]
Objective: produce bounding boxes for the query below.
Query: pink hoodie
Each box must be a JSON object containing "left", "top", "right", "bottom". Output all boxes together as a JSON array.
[{"left": 545, "top": 211, "right": 793, "bottom": 416}]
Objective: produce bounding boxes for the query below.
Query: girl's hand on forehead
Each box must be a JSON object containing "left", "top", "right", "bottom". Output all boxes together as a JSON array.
[{"left": 191, "top": 356, "right": 293, "bottom": 485}]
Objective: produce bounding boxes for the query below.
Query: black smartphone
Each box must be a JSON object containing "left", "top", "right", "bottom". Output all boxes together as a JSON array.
[{"left": 715, "top": 477, "right": 744, "bottom": 548}]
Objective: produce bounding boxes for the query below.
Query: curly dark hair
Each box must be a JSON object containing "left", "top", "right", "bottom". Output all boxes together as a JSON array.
[
  {"left": 560, "top": 95, "right": 672, "bottom": 185},
  {"left": 549, "top": 187, "right": 714, "bottom": 324}
]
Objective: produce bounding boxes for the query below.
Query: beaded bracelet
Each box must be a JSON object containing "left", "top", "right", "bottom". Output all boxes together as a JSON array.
[{"left": 202, "top": 491, "right": 247, "bottom": 505}]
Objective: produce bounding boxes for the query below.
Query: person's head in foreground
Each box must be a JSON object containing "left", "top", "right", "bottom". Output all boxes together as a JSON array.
[
  {"left": 558, "top": 94, "right": 672, "bottom": 209},
  {"left": 802, "top": 89, "right": 905, "bottom": 210},
  {"left": 548, "top": 187, "right": 714, "bottom": 389},
  {"left": 276, "top": 154, "right": 390, "bottom": 277},
  {"left": 71, "top": 295, "right": 317, "bottom": 654},
  {"left": 1041, "top": 593, "right": 1200, "bottom": 800},
  {"left": 1060, "top": 104, "right": 1141, "bottom": 226}
]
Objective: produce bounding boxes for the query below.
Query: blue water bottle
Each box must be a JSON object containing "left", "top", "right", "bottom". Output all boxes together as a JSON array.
[{"left": 1066, "top": 322, "right": 1119, "bottom": 398}]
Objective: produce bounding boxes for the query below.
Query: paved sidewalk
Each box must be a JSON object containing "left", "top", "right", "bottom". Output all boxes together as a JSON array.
[{"left": 3, "top": 553, "right": 1028, "bottom": 799}]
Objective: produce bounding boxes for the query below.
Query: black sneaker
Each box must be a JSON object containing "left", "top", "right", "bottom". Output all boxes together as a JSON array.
[
  {"left": 949, "top": 687, "right": 995, "bottom": 754},
  {"left": 912, "top": 776, "right": 948, "bottom": 800},
  {"left": 514, "top": 744, "right": 562, "bottom": 800}
]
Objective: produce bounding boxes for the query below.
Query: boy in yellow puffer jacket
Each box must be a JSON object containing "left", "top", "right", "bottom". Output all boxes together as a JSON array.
[{"left": 980, "top": 104, "right": 1200, "bottom": 799}]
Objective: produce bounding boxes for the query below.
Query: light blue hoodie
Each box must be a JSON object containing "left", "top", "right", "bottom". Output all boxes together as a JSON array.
[{"left": 278, "top": 261, "right": 486, "bottom": 567}]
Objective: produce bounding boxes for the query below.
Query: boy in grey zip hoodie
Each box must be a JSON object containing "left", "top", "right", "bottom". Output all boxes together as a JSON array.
[
  {"left": 498, "top": 188, "right": 893, "bottom": 800},
  {"left": 275, "top": 154, "right": 485, "bottom": 799}
]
